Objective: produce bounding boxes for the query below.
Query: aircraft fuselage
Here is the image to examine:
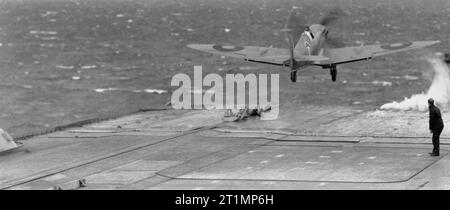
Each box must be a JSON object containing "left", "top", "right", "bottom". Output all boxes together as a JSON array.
[{"left": 294, "top": 24, "right": 327, "bottom": 64}]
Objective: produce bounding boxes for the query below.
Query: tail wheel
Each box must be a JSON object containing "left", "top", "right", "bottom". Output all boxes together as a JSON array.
[
  {"left": 290, "top": 70, "right": 297, "bottom": 82},
  {"left": 330, "top": 67, "right": 337, "bottom": 82}
]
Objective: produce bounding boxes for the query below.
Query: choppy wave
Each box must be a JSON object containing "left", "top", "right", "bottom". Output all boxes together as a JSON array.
[
  {"left": 29, "top": 30, "right": 57, "bottom": 35},
  {"left": 94, "top": 88, "right": 167, "bottom": 94}
]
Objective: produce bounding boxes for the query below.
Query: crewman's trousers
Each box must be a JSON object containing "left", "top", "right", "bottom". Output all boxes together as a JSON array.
[{"left": 432, "top": 130, "right": 442, "bottom": 155}]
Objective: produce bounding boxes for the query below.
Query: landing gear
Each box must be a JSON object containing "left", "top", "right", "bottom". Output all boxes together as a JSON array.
[
  {"left": 330, "top": 66, "right": 337, "bottom": 82},
  {"left": 290, "top": 70, "right": 297, "bottom": 82}
]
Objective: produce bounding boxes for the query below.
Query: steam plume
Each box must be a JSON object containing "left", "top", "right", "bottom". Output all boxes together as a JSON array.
[{"left": 380, "top": 58, "right": 450, "bottom": 111}]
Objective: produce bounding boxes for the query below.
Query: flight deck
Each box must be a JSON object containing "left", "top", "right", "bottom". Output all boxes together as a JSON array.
[{"left": 1, "top": 106, "right": 449, "bottom": 190}]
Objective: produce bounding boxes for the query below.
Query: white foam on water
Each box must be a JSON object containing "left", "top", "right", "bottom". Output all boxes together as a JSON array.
[
  {"left": 81, "top": 65, "right": 97, "bottom": 69},
  {"left": 372, "top": 80, "right": 392, "bottom": 86},
  {"left": 143, "top": 89, "right": 167, "bottom": 94},
  {"left": 94, "top": 88, "right": 118, "bottom": 93},
  {"left": 41, "top": 11, "right": 58, "bottom": 17},
  {"left": 404, "top": 75, "right": 419, "bottom": 80},
  {"left": 94, "top": 88, "right": 167, "bottom": 94},
  {"left": 40, "top": 36, "right": 60, "bottom": 40},
  {"left": 39, "top": 43, "right": 55, "bottom": 48},
  {"left": 381, "top": 58, "right": 450, "bottom": 111},
  {"left": 55, "top": 65, "right": 74, "bottom": 70},
  {"left": 29, "top": 30, "right": 57, "bottom": 35}
]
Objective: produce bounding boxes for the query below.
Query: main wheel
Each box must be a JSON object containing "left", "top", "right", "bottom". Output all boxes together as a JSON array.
[
  {"left": 330, "top": 67, "right": 337, "bottom": 82},
  {"left": 290, "top": 70, "right": 297, "bottom": 82}
]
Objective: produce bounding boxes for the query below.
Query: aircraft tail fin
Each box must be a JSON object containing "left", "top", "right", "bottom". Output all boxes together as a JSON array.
[{"left": 294, "top": 34, "right": 313, "bottom": 56}]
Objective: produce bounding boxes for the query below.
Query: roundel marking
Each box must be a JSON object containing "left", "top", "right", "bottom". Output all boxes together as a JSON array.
[
  {"left": 212, "top": 45, "right": 244, "bottom": 52},
  {"left": 380, "top": 42, "right": 412, "bottom": 50}
]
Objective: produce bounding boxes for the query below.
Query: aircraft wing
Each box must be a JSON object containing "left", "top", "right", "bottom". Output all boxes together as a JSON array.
[
  {"left": 187, "top": 44, "right": 329, "bottom": 66},
  {"left": 319, "top": 40, "right": 440, "bottom": 66}
]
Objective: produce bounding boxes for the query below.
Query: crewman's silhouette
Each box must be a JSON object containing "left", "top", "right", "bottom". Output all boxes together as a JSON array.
[{"left": 428, "top": 98, "right": 444, "bottom": 156}]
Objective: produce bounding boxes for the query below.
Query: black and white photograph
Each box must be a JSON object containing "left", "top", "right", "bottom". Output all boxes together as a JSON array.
[{"left": 0, "top": 0, "right": 449, "bottom": 196}]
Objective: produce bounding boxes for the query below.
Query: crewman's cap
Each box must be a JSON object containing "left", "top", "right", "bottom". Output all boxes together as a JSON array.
[{"left": 428, "top": 98, "right": 434, "bottom": 104}]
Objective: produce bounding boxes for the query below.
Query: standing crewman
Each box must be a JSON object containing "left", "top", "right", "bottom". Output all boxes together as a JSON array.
[{"left": 428, "top": 98, "right": 444, "bottom": 156}]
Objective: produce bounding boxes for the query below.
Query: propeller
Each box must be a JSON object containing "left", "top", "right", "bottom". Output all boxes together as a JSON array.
[
  {"left": 287, "top": 31, "right": 296, "bottom": 70},
  {"left": 284, "top": 8, "right": 307, "bottom": 46},
  {"left": 320, "top": 8, "right": 347, "bottom": 48},
  {"left": 281, "top": 8, "right": 304, "bottom": 70},
  {"left": 320, "top": 8, "right": 345, "bottom": 26}
]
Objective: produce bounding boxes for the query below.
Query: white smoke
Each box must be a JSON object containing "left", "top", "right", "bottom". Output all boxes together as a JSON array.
[{"left": 380, "top": 57, "right": 450, "bottom": 111}]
